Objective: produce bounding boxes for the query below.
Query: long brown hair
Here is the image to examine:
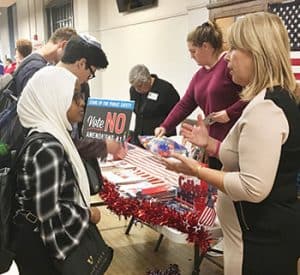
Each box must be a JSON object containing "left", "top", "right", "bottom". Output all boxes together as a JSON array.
[{"left": 187, "top": 21, "right": 223, "bottom": 53}]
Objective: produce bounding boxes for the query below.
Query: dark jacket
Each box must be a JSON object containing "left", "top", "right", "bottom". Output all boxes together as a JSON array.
[
  {"left": 130, "top": 74, "right": 180, "bottom": 146},
  {"left": 15, "top": 53, "right": 47, "bottom": 96}
]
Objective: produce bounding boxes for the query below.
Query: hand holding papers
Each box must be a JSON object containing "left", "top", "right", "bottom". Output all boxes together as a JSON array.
[{"left": 138, "top": 135, "right": 188, "bottom": 157}]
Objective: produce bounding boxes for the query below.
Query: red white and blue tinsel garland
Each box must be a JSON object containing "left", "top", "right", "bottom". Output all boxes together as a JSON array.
[{"left": 100, "top": 180, "right": 212, "bottom": 253}]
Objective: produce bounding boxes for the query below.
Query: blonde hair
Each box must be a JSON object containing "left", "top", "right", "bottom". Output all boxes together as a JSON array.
[{"left": 228, "top": 12, "right": 298, "bottom": 102}]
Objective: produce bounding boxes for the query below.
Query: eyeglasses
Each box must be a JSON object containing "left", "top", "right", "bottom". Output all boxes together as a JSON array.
[
  {"left": 87, "top": 64, "right": 96, "bottom": 80},
  {"left": 73, "top": 92, "right": 85, "bottom": 105}
]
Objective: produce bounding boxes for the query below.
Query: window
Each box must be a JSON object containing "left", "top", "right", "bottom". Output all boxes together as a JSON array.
[
  {"left": 46, "top": 0, "right": 73, "bottom": 37},
  {"left": 7, "top": 4, "right": 17, "bottom": 58}
]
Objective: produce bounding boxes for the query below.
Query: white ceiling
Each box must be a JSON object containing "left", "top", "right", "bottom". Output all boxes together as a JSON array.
[{"left": 0, "top": 0, "right": 16, "bottom": 8}]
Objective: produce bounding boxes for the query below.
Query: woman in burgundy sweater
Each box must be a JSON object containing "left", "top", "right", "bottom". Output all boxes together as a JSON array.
[{"left": 155, "top": 21, "right": 247, "bottom": 170}]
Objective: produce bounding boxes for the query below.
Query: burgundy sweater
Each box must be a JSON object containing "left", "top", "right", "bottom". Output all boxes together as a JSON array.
[{"left": 161, "top": 54, "right": 247, "bottom": 141}]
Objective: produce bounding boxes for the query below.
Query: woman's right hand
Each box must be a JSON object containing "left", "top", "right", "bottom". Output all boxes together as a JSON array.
[
  {"left": 154, "top": 126, "right": 166, "bottom": 137},
  {"left": 180, "top": 114, "right": 209, "bottom": 148},
  {"left": 161, "top": 152, "right": 200, "bottom": 178}
]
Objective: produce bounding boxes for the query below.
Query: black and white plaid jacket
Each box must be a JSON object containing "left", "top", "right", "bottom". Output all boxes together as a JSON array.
[{"left": 16, "top": 134, "right": 89, "bottom": 260}]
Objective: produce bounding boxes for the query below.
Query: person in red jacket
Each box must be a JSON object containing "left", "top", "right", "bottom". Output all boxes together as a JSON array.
[
  {"left": 4, "top": 58, "right": 16, "bottom": 74},
  {"left": 155, "top": 21, "right": 247, "bottom": 170}
]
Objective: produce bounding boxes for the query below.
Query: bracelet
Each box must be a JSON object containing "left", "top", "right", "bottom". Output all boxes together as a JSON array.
[{"left": 196, "top": 165, "right": 202, "bottom": 178}]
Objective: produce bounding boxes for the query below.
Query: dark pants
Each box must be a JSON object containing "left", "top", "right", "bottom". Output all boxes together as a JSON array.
[
  {"left": 241, "top": 207, "right": 300, "bottom": 275},
  {"left": 12, "top": 223, "right": 61, "bottom": 275},
  {"left": 242, "top": 229, "right": 298, "bottom": 275}
]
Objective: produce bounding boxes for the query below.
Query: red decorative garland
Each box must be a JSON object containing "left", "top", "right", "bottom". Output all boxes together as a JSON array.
[{"left": 100, "top": 181, "right": 212, "bottom": 252}]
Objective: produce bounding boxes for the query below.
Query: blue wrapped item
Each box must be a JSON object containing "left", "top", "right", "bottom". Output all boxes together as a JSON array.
[{"left": 138, "top": 135, "right": 188, "bottom": 157}]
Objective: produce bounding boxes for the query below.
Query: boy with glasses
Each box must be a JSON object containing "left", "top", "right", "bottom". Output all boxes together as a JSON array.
[{"left": 59, "top": 34, "right": 127, "bottom": 161}]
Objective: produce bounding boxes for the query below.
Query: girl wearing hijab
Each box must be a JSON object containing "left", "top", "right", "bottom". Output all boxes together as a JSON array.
[{"left": 13, "top": 65, "right": 100, "bottom": 275}]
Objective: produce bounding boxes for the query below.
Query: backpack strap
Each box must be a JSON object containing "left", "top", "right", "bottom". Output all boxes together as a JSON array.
[
  {"left": 14, "top": 132, "right": 52, "bottom": 164},
  {"left": 0, "top": 54, "right": 45, "bottom": 100},
  {"left": 12, "top": 132, "right": 54, "bottom": 229}
]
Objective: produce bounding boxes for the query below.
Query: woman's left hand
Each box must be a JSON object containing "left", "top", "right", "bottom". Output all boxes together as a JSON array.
[
  {"left": 161, "top": 153, "right": 200, "bottom": 178},
  {"left": 210, "top": 110, "right": 230, "bottom": 123},
  {"left": 90, "top": 207, "right": 101, "bottom": 224},
  {"left": 180, "top": 114, "right": 209, "bottom": 148}
]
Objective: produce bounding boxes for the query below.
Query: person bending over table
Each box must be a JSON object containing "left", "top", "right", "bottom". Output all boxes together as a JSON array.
[
  {"left": 155, "top": 21, "right": 247, "bottom": 170},
  {"left": 129, "top": 64, "right": 180, "bottom": 147}
]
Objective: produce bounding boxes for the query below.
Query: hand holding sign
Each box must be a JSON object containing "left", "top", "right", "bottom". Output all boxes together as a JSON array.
[{"left": 82, "top": 98, "right": 135, "bottom": 142}]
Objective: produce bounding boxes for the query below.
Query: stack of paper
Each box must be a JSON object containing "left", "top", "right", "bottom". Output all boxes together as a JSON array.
[
  {"left": 119, "top": 182, "right": 153, "bottom": 197},
  {"left": 102, "top": 169, "right": 144, "bottom": 184}
]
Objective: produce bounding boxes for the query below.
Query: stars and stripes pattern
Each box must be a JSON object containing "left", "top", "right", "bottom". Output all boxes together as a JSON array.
[
  {"left": 268, "top": 1, "right": 300, "bottom": 50},
  {"left": 125, "top": 145, "right": 216, "bottom": 226},
  {"left": 197, "top": 204, "right": 216, "bottom": 226},
  {"left": 291, "top": 51, "right": 300, "bottom": 81},
  {"left": 268, "top": 1, "right": 300, "bottom": 80},
  {"left": 125, "top": 145, "right": 179, "bottom": 185}
]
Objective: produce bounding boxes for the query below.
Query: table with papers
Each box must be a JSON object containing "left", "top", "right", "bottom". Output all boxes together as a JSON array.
[{"left": 99, "top": 144, "right": 222, "bottom": 275}]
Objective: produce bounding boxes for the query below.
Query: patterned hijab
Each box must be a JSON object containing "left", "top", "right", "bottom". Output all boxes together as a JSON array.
[{"left": 17, "top": 66, "right": 90, "bottom": 205}]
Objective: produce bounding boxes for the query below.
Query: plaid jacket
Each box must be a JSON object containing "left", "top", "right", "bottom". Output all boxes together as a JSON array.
[{"left": 16, "top": 135, "right": 89, "bottom": 260}]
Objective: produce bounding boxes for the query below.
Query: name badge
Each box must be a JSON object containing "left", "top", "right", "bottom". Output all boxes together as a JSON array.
[{"left": 147, "top": 92, "right": 158, "bottom": 101}]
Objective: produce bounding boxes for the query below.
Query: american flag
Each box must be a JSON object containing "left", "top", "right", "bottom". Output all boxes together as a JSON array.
[
  {"left": 268, "top": 1, "right": 300, "bottom": 80},
  {"left": 291, "top": 51, "right": 300, "bottom": 81},
  {"left": 125, "top": 145, "right": 179, "bottom": 185},
  {"left": 125, "top": 145, "right": 216, "bottom": 226},
  {"left": 197, "top": 205, "right": 216, "bottom": 226}
]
